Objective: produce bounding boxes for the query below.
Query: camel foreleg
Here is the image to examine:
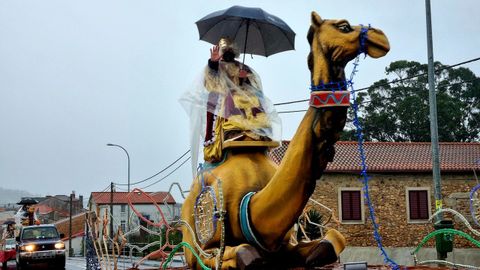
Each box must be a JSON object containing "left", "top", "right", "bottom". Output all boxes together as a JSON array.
[
  {"left": 184, "top": 244, "right": 264, "bottom": 270},
  {"left": 283, "top": 229, "right": 346, "bottom": 267}
]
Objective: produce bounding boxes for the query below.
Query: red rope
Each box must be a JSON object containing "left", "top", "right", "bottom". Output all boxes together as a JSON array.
[{"left": 126, "top": 188, "right": 171, "bottom": 228}]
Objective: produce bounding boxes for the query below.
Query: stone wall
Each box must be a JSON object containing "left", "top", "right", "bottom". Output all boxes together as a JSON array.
[{"left": 310, "top": 172, "right": 479, "bottom": 248}]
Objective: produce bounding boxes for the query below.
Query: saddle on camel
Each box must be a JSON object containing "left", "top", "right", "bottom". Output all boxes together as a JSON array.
[{"left": 181, "top": 11, "right": 390, "bottom": 269}]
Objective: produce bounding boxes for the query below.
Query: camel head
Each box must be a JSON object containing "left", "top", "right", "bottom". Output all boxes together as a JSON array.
[{"left": 307, "top": 11, "right": 390, "bottom": 85}]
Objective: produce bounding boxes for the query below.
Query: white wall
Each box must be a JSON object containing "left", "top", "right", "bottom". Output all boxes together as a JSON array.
[
  {"left": 89, "top": 202, "right": 177, "bottom": 236},
  {"left": 65, "top": 236, "right": 83, "bottom": 257}
]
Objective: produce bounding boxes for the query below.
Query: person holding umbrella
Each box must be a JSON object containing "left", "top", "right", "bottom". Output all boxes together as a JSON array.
[
  {"left": 202, "top": 37, "right": 280, "bottom": 163},
  {"left": 15, "top": 198, "right": 39, "bottom": 226},
  {"left": 181, "top": 5, "right": 291, "bottom": 170}
]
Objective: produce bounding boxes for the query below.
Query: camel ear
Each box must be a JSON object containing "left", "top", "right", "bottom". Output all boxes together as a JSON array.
[{"left": 311, "top": 11, "right": 323, "bottom": 27}]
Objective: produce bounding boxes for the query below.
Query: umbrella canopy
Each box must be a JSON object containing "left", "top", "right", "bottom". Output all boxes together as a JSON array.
[
  {"left": 3, "top": 220, "right": 15, "bottom": 225},
  {"left": 17, "top": 198, "right": 38, "bottom": 205},
  {"left": 196, "top": 5, "right": 295, "bottom": 58}
]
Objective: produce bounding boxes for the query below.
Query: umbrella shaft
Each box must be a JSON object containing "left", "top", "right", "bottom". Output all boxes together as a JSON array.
[{"left": 241, "top": 19, "right": 251, "bottom": 70}]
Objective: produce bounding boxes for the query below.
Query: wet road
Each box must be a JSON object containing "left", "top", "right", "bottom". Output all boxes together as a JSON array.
[
  {"left": 3, "top": 257, "right": 86, "bottom": 270},
  {"left": 3, "top": 257, "right": 171, "bottom": 269}
]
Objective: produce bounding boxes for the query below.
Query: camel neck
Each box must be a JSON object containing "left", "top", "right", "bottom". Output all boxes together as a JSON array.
[
  {"left": 311, "top": 62, "right": 347, "bottom": 87},
  {"left": 249, "top": 108, "right": 318, "bottom": 249}
]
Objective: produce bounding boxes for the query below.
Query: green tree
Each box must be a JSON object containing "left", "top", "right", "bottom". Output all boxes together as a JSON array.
[{"left": 342, "top": 60, "right": 480, "bottom": 142}]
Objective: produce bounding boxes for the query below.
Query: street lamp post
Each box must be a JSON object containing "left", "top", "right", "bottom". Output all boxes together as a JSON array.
[{"left": 107, "top": 143, "right": 131, "bottom": 233}]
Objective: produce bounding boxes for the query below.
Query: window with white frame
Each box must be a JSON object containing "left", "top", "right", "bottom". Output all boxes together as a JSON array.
[
  {"left": 406, "top": 187, "right": 431, "bottom": 222},
  {"left": 338, "top": 187, "right": 364, "bottom": 223},
  {"left": 120, "top": 204, "right": 126, "bottom": 213}
]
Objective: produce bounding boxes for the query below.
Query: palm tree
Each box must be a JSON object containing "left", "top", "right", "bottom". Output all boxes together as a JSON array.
[{"left": 297, "top": 208, "right": 324, "bottom": 241}]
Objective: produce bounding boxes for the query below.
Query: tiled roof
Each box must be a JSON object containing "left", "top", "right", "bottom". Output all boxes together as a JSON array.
[
  {"left": 34, "top": 203, "right": 70, "bottom": 217},
  {"left": 268, "top": 141, "right": 480, "bottom": 173},
  {"left": 34, "top": 204, "right": 54, "bottom": 215},
  {"left": 55, "top": 212, "right": 86, "bottom": 239},
  {"left": 90, "top": 191, "right": 175, "bottom": 205}
]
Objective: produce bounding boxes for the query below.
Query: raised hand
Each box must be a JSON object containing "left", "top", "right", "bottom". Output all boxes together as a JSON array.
[{"left": 210, "top": 45, "right": 222, "bottom": 62}]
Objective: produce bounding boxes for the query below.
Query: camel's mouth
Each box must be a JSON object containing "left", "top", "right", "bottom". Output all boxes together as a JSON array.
[{"left": 366, "top": 29, "right": 390, "bottom": 58}]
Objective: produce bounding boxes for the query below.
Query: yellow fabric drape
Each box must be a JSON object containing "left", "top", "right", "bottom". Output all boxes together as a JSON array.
[{"left": 203, "top": 61, "right": 273, "bottom": 162}]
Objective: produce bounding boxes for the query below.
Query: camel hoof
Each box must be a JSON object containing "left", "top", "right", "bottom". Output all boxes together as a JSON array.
[
  {"left": 305, "top": 240, "right": 338, "bottom": 267},
  {"left": 236, "top": 245, "right": 265, "bottom": 270}
]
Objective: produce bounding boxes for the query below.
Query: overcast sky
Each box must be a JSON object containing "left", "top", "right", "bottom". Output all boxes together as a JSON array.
[{"left": 1, "top": 0, "right": 479, "bottom": 203}]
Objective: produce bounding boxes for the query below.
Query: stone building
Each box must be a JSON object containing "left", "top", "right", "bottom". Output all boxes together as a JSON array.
[{"left": 269, "top": 141, "right": 480, "bottom": 248}]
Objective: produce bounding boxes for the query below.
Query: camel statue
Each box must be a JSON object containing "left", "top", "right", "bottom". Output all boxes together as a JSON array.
[{"left": 181, "top": 11, "right": 390, "bottom": 269}]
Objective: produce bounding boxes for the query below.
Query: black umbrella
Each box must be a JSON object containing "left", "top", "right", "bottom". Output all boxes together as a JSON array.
[
  {"left": 3, "top": 220, "right": 15, "bottom": 225},
  {"left": 17, "top": 198, "right": 38, "bottom": 205},
  {"left": 196, "top": 5, "right": 295, "bottom": 66}
]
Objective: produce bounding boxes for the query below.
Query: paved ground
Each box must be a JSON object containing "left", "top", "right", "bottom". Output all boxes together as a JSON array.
[
  {"left": 340, "top": 247, "right": 480, "bottom": 267},
  {"left": 3, "top": 258, "right": 88, "bottom": 270},
  {"left": 4, "top": 249, "right": 478, "bottom": 269},
  {"left": 3, "top": 256, "right": 185, "bottom": 269}
]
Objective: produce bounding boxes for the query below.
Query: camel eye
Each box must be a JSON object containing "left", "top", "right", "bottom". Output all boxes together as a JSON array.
[{"left": 337, "top": 23, "right": 353, "bottom": 33}]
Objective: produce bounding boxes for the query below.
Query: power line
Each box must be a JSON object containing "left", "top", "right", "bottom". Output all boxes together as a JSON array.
[
  {"left": 114, "top": 185, "right": 129, "bottom": 192},
  {"left": 275, "top": 99, "right": 309, "bottom": 107},
  {"left": 114, "top": 149, "right": 190, "bottom": 186},
  {"left": 276, "top": 76, "right": 480, "bottom": 114},
  {"left": 356, "top": 77, "right": 480, "bottom": 106},
  {"left": 273, "top": 56, "right": 480, "bottom": 107},
  {"left": 89, "top": 183, "right": 114, "bottom": 206},
  {"left": 110, "top": 58, "right": 480, "bottom": 189},
  {"left": 275, "top": 99, "right": 309, "bottom": 106},
  {"left": 139, "top": 156, "right": 191, "bottom": 190},
  {"left": 278, "top": 109, "right": 308, "bottom": 114},
  {"left": 351, "top": 56, "right": 480, "bottom": 94}
]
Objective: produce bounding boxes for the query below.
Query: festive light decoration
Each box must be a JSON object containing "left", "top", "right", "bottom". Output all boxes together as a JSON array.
[
  {"left": 430, "top": 208, "right": 480, "bottom": 237},
  {"left": 470, "top": 184, "right": 480, "bottom": 227},
  {"left": 306, "top": 24, "right": 398, "bottom": 269},
  {"left": 86, "top": 233, "right": 100, "bottom": 270},
  {"left": 127, "top": 188, "right": 170, "bottom": 228},
  {"left": 86, "top": 22, "right": 400, "bottom": 270},
  {"left": 85, "top": 181, "right": 224, "bottom": 270},
  {"left": 309, "top": 91, "right": 350, "bottom": 108},
  {"left": 416, "top": 260, "right": 480, "bottom": 270},
  {"left": 163, "top": 242, "right": 211, "bottom": 270},
  {"left": 349, "top": 25, "right": 400, "bottom": 270},
  {"left": 194, "top": 173, "right": 219, "bottom": 245},
  {"left": 408, "top": 207, "right": 480, "bottom": 269},
  {"left": 294, "top": 198, "right": 341, "bottom": 243},
  {"left": 310, "top": 81, "right": 351, "bottom": 91},
  {"left": 412, "top": 228, "right": 480, "bottom": 255}
]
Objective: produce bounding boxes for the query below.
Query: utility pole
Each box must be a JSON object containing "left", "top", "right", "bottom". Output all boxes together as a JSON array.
[
  {"left": 69, "top": 192, "right": 74, "bottom": 257},
  {"left": 425, "top": 0, "right": 443, "bottom": 219},
  {"left": 426, "top": 0, "right": 454, "bottom": 261},
  {"left": 110, "top": 182, "right": 114, "bottom": 239}
]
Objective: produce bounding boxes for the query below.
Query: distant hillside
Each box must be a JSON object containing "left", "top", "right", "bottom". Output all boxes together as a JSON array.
[{"left": 0, "top": 187, "right": 39, "bottom": 205}]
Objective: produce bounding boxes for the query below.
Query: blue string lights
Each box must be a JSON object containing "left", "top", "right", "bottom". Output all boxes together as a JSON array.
[
  {"left": 470, "top": 184, "right": 480, "bottom": 227},
  {"left": 310, "top": 81, "right": 351, "bottom": 91},
  {"left": 348, "top": 25, "right": 400, "bottom": 270}
]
